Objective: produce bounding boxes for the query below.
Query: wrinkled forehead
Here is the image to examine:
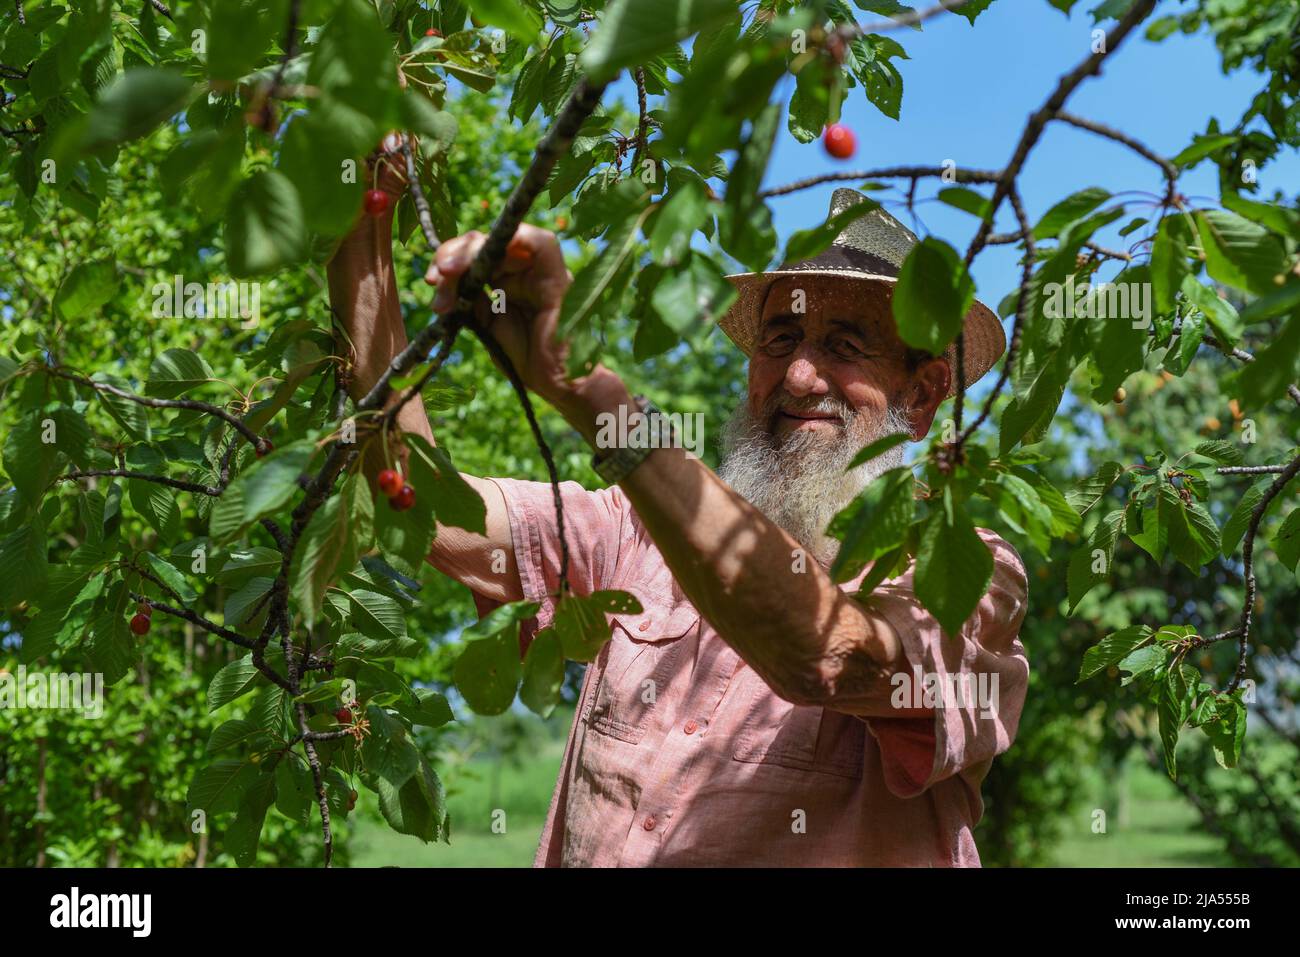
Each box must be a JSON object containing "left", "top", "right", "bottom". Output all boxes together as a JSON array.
[{"left": 760, "top": 274, "right": 898, "bottom": 337}]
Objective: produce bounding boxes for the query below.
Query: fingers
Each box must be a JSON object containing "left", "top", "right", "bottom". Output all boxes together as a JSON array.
[
  {"left": 424, "top": 224, "right": 567, "bottom": 312},
  {"left": 427, "top": 231, "right": 485, "bottom": 312}
]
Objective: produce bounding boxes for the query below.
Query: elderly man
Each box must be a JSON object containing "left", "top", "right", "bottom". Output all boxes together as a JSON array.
[{"left": 328, "top": 185, "right": 1029, "bottom": 867}]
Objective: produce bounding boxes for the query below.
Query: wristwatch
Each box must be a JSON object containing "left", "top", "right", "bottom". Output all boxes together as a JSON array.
[{"left": 591, "top": 394, "right": 673, "bottom": 485}]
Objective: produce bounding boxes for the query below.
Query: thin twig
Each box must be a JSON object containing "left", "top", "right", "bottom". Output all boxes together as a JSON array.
[
  {"left": 61, "top": 469, "right": 223, "bottom": 496},
  {"left": 632, "top": 66, "right": 648, "bottom": 174},
  {"left": 848, "top": 0, "right": 973, "bottom": 34},
  {"left": 760, "top": 165, "right": 1001, "bottom": 199},
  {"left": 48, "top": 368, "right": 268, "bottom": 452}
]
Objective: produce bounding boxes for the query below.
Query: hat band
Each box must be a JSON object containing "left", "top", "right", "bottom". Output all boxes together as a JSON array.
[{"left": 782, "top": 243, "right": 900, "bottom": 277}]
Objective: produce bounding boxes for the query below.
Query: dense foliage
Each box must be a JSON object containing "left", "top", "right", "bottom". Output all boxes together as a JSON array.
[{"left": 1, "top": 0, "right": 1297, "bottom": 866}]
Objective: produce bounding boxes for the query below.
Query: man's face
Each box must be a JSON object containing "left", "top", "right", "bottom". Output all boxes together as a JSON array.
[
  {"left": 746, "top": 274, "right": 950, "bottom": 448},
  {"left": 716, "top": 274, "right": 952, "bottom": 566}
]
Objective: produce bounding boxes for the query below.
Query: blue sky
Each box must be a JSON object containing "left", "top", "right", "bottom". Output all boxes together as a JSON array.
[{"left": 751, "top": 1, "right": 1298, "bottom": 311}]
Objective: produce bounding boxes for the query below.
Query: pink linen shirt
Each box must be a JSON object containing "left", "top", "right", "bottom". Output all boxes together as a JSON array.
[{"left": 477, "top": 476, "right": 1030, "bottom": 867}]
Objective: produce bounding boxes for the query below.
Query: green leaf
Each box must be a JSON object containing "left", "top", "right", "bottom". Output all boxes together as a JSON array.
[
  {"left": 520, "top": 628, "right": 565, "bottom": 718},
  {"left": 224, "top": 576, "right": 273, "bottom": 629},
  {"left": 207, "top": 655, "right": 265, "bottom": 712},
  {"left": 463, "top": 599, "right": 542, "bottom": 642},
  {"left": 579, "top": 0, "right": 739, "bottom": 80},
  {"left": 222, "top": 439, "right": 317, "bottom": 536},
  {"left": 362, "top": 706, "right": 421, "bottom": 788},
  {"left": 92, "top": 373, "right": 151, "bottom": 441},
  {"left": 0, "top": 523, "right": 49, "bottom": 610},
  {"left": 144, "top": 551, "right": 198, "bottom": 603},
  {"left": 463, "top": 0, "right": 544, "bottom": 41},
  {"left": 395, "top": 688, "right": 455, "bottom": 729},
  {"left": 893, "top": 237, "right": 975, "bottom": 354},
  {"left": 1066, "top": 508, "right": 1124, "bottom": 612},
  {"left": 1271, "top": 508, "right": 1300, "bottom": 570},
  {"left": 453, "top": 630, "right": 521, "bottom": 715},
  {"left": 275, "top": 758, "right": 314, "bottom": 826},
  {"left": 649, "top": 178, "right": 709, "bottom": 266},
  {"left": 290, "top": 472, "right": 374, "bottom": 627},
  {"left": 552, "top": 589, "right": 643, "bottom": 661},
  {"left": 1117, "top": 643, "right": 1167, "bottom": 684},
  {"left": 913, "top": 502, "right": 994, "bottom": 636},
  {"left": 846, "top": 433, "right": 911, "bottom": 471},
  {"left": 416, "top": 437, "right": 488, "bottom": 535},
  {"left": 375, "top": 753, "right": 447, "bottom": 843},
  {"left": 206, "top": 719, "right": 271, "bottom": 755},
  {"left": 936, "top": 187, "right": 991, "bottom": 219},
  {"left": 54, "top": 259, "right": 120, "bottom": 319},
  {"left": 1221, "top": 478, "right": 1268, "bottom": 556},
  {"left": 1172, "top": 133, "right": 1238, "bottom": 168},
  {"left": 1203, "top": 695, "right": 1246, "bottom": 769},
  {"left": 1195, "top": 209, "right": 1288, "bottom": 297},
  {"left": 3, "top": 411, "right": 61, "bottom": 504},
  {"left": 76, "top": 68, "right": 193, "bottom": 152},
  {"left": 225, "top": 170, "right": 308, "bottom": 277},
  {"left": 828, "top": 467, "right": 915, "bottom": 583},
  {"left": 1180, "top": 276, "right": 1242, "bottom": 348},
  {"left": 1077, "top": 625, "right": 1152, "bottom": 682},
  {"left": 345, "top": 589, "right": 408, "bottom": 643},
  {"left": 187, "top": 760, "right": 260, "bottom": 816},
  {"left": 128, "top": 479, "right": 180, "bottom": 540},
  {"left": 780, "top": 199, "right": 880, "bottom": 264},
  {"left": 1191, "top": 439, "right": 1244, "bottom": 466},
  {"left": 217, "top": 547, "right": 283, "bottom": 589},
  {"left": 649, "top": 251, "right": 736, "bottom": 336},
  {"left": 1233, "top": 311, "right": 1300, "bottom": 411},
  {"left": 1033, "top": 187, "right": 1109, "bottom": 240}
]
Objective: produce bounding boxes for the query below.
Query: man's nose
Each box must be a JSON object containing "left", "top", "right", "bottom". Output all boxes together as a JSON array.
[{"left": 783, "top": 347, "right": 830, "bottom": 398}]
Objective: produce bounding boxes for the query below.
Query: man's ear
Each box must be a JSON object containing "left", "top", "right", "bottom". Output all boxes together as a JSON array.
[{"left": 904, "top": 356, "right": 951, "bottom": 439}]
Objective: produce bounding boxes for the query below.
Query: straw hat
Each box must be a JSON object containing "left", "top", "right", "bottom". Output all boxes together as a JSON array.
[{"left": 720, "top": 188, "right": 1005, "bottom": 396}]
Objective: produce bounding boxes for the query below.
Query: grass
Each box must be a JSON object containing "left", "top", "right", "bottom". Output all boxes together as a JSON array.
[{"left": 345, "top": 713, "right": 1233, "bottom": 868}]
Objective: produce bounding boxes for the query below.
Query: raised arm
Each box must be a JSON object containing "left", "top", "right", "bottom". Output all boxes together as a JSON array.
[
  {"left": 323, "top": 144, "right": 517, "bottom": 603},
  {"left": 426, "top": 229, "right": 918, "bottom": 718}
]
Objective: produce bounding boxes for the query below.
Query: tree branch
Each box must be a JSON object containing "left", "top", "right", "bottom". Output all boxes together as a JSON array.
[{"left": 48, "top": 368, "right": 268, "bottom": 452}]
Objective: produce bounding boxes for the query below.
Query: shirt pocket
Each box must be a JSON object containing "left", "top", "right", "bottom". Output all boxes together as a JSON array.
[
  {"left": 732, "top": 673, "right": 866, "bottom": 780},
  {"left": 582, "top": 603, "right": 697, "bottom": 745}
]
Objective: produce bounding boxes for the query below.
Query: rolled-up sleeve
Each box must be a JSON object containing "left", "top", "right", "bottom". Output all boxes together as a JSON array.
[
  {"left": 858, "top": 529, "right": 1030, "bottom": 799},
  {"left": 471, "top": 478, "right": 632, "bottom": 652}
]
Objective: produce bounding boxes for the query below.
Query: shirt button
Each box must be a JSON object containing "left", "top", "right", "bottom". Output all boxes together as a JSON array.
[
  {"left": 643, "top": 816, "right": 656, "bottom": 831},
  {"left": 638, "top": 621, "right": 650, "bottom": 632},
  {"left": 683, "top": 720, "right": 698, "bottom": 735}
]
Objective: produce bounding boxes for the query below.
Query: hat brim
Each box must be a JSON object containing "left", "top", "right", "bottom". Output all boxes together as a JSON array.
[{"left": 719, "top": 269, "right": 1006, "bottom": 399}]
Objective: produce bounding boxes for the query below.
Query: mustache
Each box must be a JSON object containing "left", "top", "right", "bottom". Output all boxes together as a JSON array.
[{"left": 761, "top": 392, "right": 856, "bottom": 429}]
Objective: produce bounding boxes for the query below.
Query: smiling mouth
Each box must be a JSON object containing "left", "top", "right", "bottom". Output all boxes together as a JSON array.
[{"left": 777, "top": 410, "right": 842, "bottom": 425}]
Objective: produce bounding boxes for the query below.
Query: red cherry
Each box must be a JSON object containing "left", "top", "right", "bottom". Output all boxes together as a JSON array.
[
  {"left": 137, "top": 601, "right": 152, "bottom": 617},
  {"left": 129, "top": 613, "right": 151, "bottom": 636},
  {"left": 425, "top": 28, "right": 441, "bottom": 37},
  {"left": 333, "top": 707, "right": 352, "bottom": 724},
  {"left": 377, "top": 469, "right": 403, "bottom": 497},
  {"left": 822, "top": 123, "right": 856, "bottom": 160},
  {"left": 256, "top": 440, "right": 273, "bottom": 458},
  {"left": 347, "top": 789, "right": 359, "bottom": 811},
  {"left": 388, "top": 484, "right": 416, "bottom": 512},
  {"left": 365, "top": 189, "right": 390, "bottom": 216}
]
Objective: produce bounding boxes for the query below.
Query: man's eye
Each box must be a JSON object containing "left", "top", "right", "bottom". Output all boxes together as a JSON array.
[
  {"left": 831, "top": 338, "right": 866, "bottom": 358},
  {"left": 764, "top": 334, "right": 797, "bottom": 355}
]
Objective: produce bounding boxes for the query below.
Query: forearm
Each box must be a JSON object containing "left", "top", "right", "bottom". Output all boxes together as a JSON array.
[
  {"left": 326, "top": 212, "right": 434, "bottom": 470},
  {"left": 556, "top": 375, "right": 914, "bottom": 716}
]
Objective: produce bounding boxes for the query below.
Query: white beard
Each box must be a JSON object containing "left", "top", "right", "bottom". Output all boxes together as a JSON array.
[{"left": 717, "top": 393, "right": 912, "bottom": 567}]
